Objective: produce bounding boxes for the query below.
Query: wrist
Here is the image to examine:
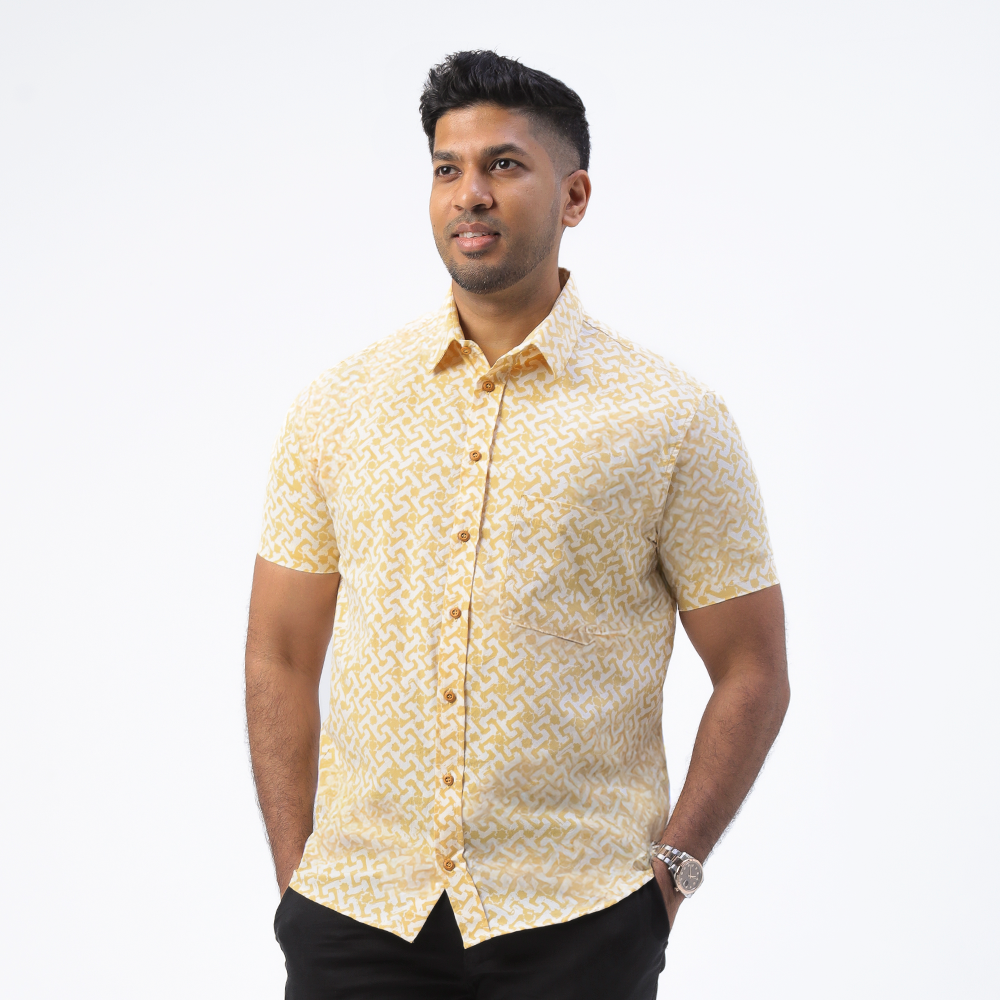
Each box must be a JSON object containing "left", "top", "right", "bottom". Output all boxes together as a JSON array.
[
  {"left": 655, "top": 827, "right": 710, "bottom": 866},
  {"left": 273, "top": 841, "right": 308, "bottom": 894},
  {"left": 650, "top": 840, "right": 706, "bottom": 899},
  {"left": 651, "top": 857, "right": 680, "bottom": 890}
]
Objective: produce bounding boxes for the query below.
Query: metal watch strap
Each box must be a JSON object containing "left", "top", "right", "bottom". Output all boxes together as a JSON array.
[
  {"left": 650, "top": 841, "right": 705, "bottom": 898},
  {"left": 650, "top": 842, "right": 690, "bottom": 874}
]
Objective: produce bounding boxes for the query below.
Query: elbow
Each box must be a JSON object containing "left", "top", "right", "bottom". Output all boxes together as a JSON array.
[
  {"left": 746, "top": 658, "right": 789, "bottom": 729},
  {"left": 772, "top": 670, "right": 791, "bottom": 727}
]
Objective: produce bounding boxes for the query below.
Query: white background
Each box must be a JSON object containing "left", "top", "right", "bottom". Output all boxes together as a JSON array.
[{"left": 1, "top": 2, "right": 997, "bottom": 997}]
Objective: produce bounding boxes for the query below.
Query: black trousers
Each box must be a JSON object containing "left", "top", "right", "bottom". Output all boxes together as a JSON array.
[{"left": 275, "top": 880, "right": 670, "bottom": 1000}]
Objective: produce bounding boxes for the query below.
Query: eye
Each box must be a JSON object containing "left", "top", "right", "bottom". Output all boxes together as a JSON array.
[
  {"left": 435, "top": 165, "right": 457, "bottom": 177},
  {"left": 492, "top": 158, "right": 518, "bottom": 171}
]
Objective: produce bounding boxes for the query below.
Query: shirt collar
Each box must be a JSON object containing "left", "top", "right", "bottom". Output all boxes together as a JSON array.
[{"left": 422, "top": 269, "right": 583, "bottom": 379}]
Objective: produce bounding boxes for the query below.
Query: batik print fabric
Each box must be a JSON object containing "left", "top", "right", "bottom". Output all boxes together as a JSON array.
[{"left": 259, "top": 272, "right": 778, "bottom": 947}]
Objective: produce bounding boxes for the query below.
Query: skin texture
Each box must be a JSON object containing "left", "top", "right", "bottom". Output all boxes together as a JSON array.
[
  {"left": 653, "top": 585, "right": 789, "bottom": 929},
  {"left": 428, "top": 104, "right": 591, "bottom": 365},
  {"left": 246, "top": 558, "right": 339, "bottom": 896},
  {"left": 245, "top": 104, "right": 791, "bottom": 926}
]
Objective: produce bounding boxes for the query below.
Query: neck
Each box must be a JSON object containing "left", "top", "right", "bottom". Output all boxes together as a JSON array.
[{"left": 452, "top": 255, "right": 563, "bottom": 367}]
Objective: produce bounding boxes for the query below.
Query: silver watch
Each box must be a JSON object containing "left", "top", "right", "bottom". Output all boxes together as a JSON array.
[{"left": 650, "top": 843, "right": 705, "bottom": 898}]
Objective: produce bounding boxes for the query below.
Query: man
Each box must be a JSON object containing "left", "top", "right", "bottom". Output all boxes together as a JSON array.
[{"left": 246, "top": 50, "right": 789, "bottom": 999}]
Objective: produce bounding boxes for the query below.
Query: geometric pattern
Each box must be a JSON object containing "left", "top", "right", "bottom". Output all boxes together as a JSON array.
[{"left": 258, "top": 271, "right": 778, "bottom": 947}]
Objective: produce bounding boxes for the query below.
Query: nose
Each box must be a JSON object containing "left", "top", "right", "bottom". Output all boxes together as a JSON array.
[{"left": 453, "top": 167, "right": 494, "bottom": 213}]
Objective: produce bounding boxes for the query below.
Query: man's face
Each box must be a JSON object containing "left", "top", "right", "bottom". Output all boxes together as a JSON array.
[{"left": 429, "top": 103, "right": 568, "bottom": 295}]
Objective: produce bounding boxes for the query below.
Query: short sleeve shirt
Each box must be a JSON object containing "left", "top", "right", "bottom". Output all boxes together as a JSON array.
[{"left": 259, "top": 273, "right": 777, "bottom": 947}]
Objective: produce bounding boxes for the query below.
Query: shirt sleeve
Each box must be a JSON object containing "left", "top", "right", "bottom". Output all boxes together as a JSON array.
[
  {"left": 258, "top": 383, "right": 339, "bottom": 574},
  {"left": 658, "top": 391, "right": 778, "bottom": 610}
]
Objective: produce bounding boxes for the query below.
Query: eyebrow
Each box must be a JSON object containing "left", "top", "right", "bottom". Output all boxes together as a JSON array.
[{"left": 432, "top": 142, "right": 531, "bottom": 163}]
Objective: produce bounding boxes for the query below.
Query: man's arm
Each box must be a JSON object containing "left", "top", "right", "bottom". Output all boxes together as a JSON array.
[
  {"left": 654, "top": 584, "right": 789, "bottom": 926},
  {"left": 245, "top": 555, "right": 340, "bottom": 895}
]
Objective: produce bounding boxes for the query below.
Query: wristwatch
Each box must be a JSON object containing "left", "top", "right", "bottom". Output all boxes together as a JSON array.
[{"left": 650, "top": 843, "right": 705, "bottom": 898}]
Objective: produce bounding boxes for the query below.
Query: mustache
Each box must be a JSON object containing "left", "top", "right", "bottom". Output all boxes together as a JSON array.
[{"left": 445, "top": 215, "right": 506, "bottom": 238}]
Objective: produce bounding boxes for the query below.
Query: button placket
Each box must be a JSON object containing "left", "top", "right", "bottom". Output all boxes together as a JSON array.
[{"left": 432, "top": 364, "right": 507, "bottom": 879}]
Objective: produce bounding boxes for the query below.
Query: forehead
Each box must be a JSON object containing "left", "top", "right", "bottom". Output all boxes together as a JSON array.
[{"left": 433, "top": 103, "right": 545, "bottom": 157}]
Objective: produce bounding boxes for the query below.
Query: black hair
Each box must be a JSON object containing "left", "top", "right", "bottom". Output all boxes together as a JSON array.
[{"left": 419, "top": 50, "right": 590, "bottom": 172}]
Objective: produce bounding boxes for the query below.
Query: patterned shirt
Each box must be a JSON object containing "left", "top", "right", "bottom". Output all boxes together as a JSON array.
[{"left": 259, "top": 271, "right": 777, "bottom": 947}]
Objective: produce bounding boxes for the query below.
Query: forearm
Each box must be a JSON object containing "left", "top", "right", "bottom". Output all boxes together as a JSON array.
[
  {"left": 658, "top": 664, "right": 789, "bottom": 862},
  {"left": 246, "top": 657, "right": 322, "bottom": 893}
]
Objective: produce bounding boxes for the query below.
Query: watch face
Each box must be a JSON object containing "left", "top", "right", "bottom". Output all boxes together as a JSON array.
[{"left": 675, "top": 858, "right": 704, "bottom": 896}]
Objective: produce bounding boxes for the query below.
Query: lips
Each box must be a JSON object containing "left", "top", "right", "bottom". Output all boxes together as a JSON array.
[
  {"left": 452, "top": 224, "right": 500, "bottom": 252},
  {"left": 453, "top": 223, "right": 497, "bottom": 236}
]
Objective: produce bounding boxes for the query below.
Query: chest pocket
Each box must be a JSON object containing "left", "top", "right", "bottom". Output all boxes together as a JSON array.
[{"left": 501, "top": 495, "right": 633, "bottom": 645}]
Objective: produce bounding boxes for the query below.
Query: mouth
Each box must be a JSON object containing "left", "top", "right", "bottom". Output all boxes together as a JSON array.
[{"left": 452, "top": 224, "right": 500, "bottom": 253}]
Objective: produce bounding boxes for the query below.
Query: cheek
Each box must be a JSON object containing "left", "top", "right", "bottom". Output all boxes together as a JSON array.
[
  {"left": 428, "top": 199, "right": 454, "bottom": 254},
  {"left": 429, "top": 188, "right": 449, "bottom": 226},
  {"left": 512, "top": 183, "right": 558, "bottom": 232}
]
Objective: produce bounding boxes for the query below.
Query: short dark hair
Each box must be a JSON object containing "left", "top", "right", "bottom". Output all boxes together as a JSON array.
[{"left": 419, "top": 50, "right": 590, "bottom": 172}]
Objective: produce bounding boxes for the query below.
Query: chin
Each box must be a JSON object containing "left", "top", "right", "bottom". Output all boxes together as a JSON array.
[
  {"left": 454, "top": 248, "right": 496, "bottom": 262},
  {"left": 451, "top": 265, "right": 517, "bottom": 295}
]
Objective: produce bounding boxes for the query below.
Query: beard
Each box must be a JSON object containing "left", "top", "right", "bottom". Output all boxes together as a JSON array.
[{"left": 435, "top": 202, "right": 561, "bottom": 295}]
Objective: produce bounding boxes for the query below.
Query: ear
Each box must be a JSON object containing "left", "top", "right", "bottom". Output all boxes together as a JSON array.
[{"left": 562, "top": 170, "right": 591, "bottom": 228}]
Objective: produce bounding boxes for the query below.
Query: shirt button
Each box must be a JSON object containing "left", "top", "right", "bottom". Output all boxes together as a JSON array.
[
  {"left": 457, "top": 530, "right": 471, "bottom": 543},
  {"left": 444, "top": 689, "right": 457, "bottom": 703},
  {"left": 470, "top": 450, "right": 482, "bottom": 462},
  {"left": 449, "top": 607, "right": 462, "bottom": 619},
  {"left": 460, "top": 345, "right": 471, "bottom": 356},
  {"left": 443, "top": 774, "right": 455, "bottom": 786},
  {"left": 482, "top": 379, "right": 495, "bottom": 392},
  {"left": 442, "top": 859, "right": 456, "bottom": 872}
]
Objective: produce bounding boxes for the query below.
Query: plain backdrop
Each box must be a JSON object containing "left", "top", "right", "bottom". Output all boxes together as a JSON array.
[{"left": 1, "top": 2, "right": 997, "bottom": 997}]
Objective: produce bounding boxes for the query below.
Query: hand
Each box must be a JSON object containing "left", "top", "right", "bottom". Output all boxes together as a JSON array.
[
  {"left": 652, "top": 859, "right": 684, "bottom": 931},
  {"left": 276, "top": 847, "right": 306, "bottom": 898}
]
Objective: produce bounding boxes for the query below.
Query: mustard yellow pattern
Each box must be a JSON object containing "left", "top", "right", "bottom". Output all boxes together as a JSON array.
[{"left": 259, "top": 273, "right": 777, "bottom": 947}]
